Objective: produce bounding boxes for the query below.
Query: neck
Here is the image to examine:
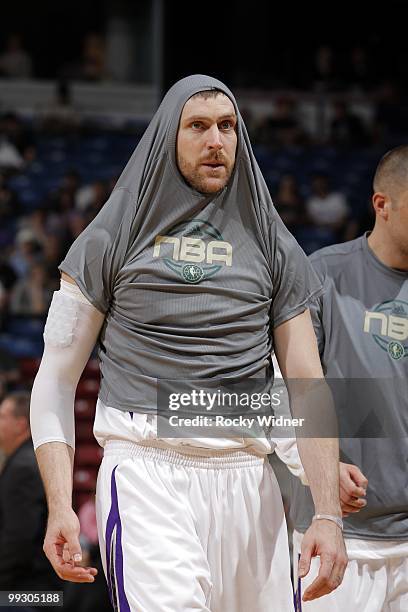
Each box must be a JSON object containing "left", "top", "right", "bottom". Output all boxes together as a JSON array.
[{"left": 367, "top": 226, "right": 408, "bottom": 272}]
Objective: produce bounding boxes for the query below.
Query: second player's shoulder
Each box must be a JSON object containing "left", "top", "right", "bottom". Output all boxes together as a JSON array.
[{"left": 309, "top": 235, "right": 366, "bottom": 279}]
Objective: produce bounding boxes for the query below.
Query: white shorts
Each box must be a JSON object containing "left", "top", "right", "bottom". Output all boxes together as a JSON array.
[
  {"left": 293, "top": 530, "right": 408, "bottom": 612},
  {"left": 96, "top": 440, "right": 294, "bottom": 612}
]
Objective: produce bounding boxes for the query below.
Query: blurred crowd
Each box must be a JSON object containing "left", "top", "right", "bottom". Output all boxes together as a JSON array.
[
  {"left": 0, "top": 32, "right": 108, "bottom": 82},
  {"left": 0, "top": 27, "right": 405, "bottom": 612},
  {"left": 0, "top": 93, "right": 389, "bottom": 349},
  {"left": 0, "top": 44, "right": 397, "bottom": 608},
  {"left": 0, "top": 31, "right": 407, "bottom": 97},
  {"left": 0, "top": 161, "right": 116, "bottom": 328}
]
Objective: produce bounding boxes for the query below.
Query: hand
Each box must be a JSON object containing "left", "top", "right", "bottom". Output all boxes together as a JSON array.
[
  {"left": 298, "top": 519, "right": 348, "bottom": 602},
  {"left": 43, "top": 508, "right": 98, "bottom": 583},
  {"left": 339, "top": 462, "right": 368, "bottom": 517}
]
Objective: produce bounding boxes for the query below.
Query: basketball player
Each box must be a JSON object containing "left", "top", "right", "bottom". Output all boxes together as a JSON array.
[
  {"left": 30, "top": 75, "right": 347, "bottom": 611},
  {"left": 291, "top": 145, "right": 408, "bottom": 610}
]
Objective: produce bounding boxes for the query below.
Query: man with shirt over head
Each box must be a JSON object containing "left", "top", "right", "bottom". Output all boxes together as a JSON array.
[
  {"left": 30, "top": 75, "right": 347, "bottom": 611},
  {"left": 291, "top": 145, "right": 408, "bottom": 610}
]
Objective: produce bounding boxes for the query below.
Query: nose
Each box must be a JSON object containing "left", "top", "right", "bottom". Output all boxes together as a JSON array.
[{"left": 206, "top": 124, "right": 223, "bottom": 150}]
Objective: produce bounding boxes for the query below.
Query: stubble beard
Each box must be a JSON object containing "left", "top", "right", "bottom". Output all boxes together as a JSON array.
[{"left": 178, "top": 154, "right": 233, "bottom": 195}]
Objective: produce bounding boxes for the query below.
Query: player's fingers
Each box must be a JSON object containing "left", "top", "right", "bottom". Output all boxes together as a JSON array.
[
  {"left": 63, "top": 528, "right": 83, "bottom": 565},
  {"left": 298, "top": 540, "right": 314, "bottom": 578},
  {"left": 58, "top": 564, "right": 97, "bottom": 583},
  {"left": 62, "top": 543, "right": 70, "bottom": 563},
  {"left": 340, "top": 476, "right": 366, "bottom": 499},
  {"left": 325, "top": 556, "right": 347, "bottom": 594},
  {"left": 340, "top": 492, "right": 367, "bottom": 508},
  {"left": 44, "top": 531, "right": 85, "bottom": 580},
  {"left": 347, "top": 464, "right": 368, "bottom": 490},
  {"left": 50, "top": 552, "right": 97, "bottom": 582},
  {"left": 341, "top": 501, "right": 365, "bottom": 514},
  {"left": 302, "top": 551, "right": 335, "bottom": 601}
]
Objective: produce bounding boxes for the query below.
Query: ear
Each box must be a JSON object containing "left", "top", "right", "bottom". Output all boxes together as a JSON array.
[{"left": 372, "top": 192, "right": 390, "bottom": 220}]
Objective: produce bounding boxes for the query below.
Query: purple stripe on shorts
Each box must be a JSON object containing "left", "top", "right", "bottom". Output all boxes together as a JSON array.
[
  {"left": 293, "top": 554, "right": 302, "bottom": 611},
  {"left": 105, "top": 465, "right": 131, "bottom": 612}
]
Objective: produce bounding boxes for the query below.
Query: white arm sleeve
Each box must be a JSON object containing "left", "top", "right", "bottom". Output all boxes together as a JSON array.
[
  {"left": 273, "top": 437, "right": 309, "bottom": 485},
  {"left": 271, "top": 352, "right": 309, "bottom": 485},
  {"left": 30, "top": 280, "right": 105, "bottom": 451}
]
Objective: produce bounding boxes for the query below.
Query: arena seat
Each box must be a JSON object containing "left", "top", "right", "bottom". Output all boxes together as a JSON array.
[
  {"left": 75, "top": 398, "right": 96, "bottom": 421},
  {"left": 84, "top": 358, "right": 100, "bottom": 376},
  {"left": 19, "top": 356, "right": 41, "bottom": 379},
  {"left": 0, "top": 334, "right": 43, "bottom": 358},
  {"left": 73, "top": 467, "right": 97, "bottom": 492},
  {"left": 74, "top": 492, "right": 95, "bottom": 512},
  {"left": 293, "top": 226, "right": 335, "bottom": 255},
  {"left": 76, "top": 378, "right": 100, "bottom": 398},
  {"left": 75, "top": 444, "right": 103, "bottom": 468},
  {"left": 75, "top": 420, "right": 95, "bottom": 443}
]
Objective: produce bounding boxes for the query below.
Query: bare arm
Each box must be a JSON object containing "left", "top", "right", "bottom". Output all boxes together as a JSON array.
[
  {"left": 31, "top": 273, "right": 105, "bottom": 582},
  {"left": 274, "top": 308, "right": 347, "bottom": 602},
  {"left": 274, "top": 309, "right": 340, "bottom": 515}
]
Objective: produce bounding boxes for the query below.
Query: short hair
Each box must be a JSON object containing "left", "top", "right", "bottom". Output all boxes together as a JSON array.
[
  {"left": 5, "top": 391, "right": 31, "bottom": 424},
  {"left": 373, "top": 145, "right": 408, "bottom": 198},
  {"left": 190, "top": 89, "right": 225, "bottom": 101}
]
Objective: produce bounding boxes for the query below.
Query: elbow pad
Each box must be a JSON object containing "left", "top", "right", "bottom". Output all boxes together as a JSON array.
[{"left": 30, "top": 281, "right": 105, "bottom": 451}]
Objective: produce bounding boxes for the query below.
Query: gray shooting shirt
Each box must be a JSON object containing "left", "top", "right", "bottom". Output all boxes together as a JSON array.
[
  {"left": 59, "top": 74, "right": 321, "bottom": 414},
  {"left": 290, "top": 234, "right": 408, "bottom": 540}
]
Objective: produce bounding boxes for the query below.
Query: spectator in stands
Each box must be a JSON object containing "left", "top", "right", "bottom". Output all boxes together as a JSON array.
[
  {"left": 75, "top": 179, "right": 108, "bottom": 218},
  {"left": 8, "top": 228, "right": 42, "bottom": 279},
  {"left": 306, "top": 173, "right": 350, "bottom": 239},
  {"left": 0, "top": 347, "right": 19, "bottom": 400},
  {"left": 274, "top": 174, "right": 306, "bottom": 233},
  {"left": 107, "top": 173, "right": 120, "bottom": 195},
  {"left": 0, "top": 112, "right": 36, "bottom": 165},
  {"left": 343, "top": 196, "right": 376, "bottom": 242},
  {"left": 374, "top": 81, "right": 408, "bottom": 145},
  {"left": 82, "top": 33, "right": 108, "bottom": 81},
  {"left": 0, "top": 392, "right": 62, "bottom": 595},
  {"left": 346, "top": 46, "right": 374, "bottom": 93},
  {"left": 62, "top": 169, "right": 81, "bottom": 198},
  {"left": 41, "top": 81, "right": 81, "bottom": 136},
  {"left": 329, "top": 100, "right": 370, "bottom": 148},
  {"left": 42, "top": 234, "right": 65, "bottom": 290},
  {"left": 0, "top": 280, "right": 6, "bottom": 328},
  {"left": 66, "top": 211, "right": 88, "bottom": 243},
  {"left": 10, "top": 261, "right": 53, "bottom": 315},
  {"left": 0, "top": 33, "right": 33, "bottom": 79},
  {"left": 18, "top": 208, "right": 49, "bottom": 249},
  {"left": 46, "top": 170, "right": 80, "bottom": 216},
  {"left": 0, "top": 258, "right": 17, "bottom": 323},
  {"left": 0, "top": 136, "right": 25, "bottom": 172},
  {"left": 311, "top": 45, "right": 342, "bottom": 92},
  {"left": 61, "top": 33, "right": 108, "bottom": 82},
  {"left": 0, "top": 182, "right": 19, "bottom": 247},
  {"left": 255, "top": 96, "right": 305, "bottom": 147},
  {"left": 46, "top": 189, "right": 78, "bottom": 247}
]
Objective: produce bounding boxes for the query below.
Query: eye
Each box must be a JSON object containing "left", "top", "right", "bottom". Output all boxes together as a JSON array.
[
  {"left": 191, "top": 121, "right": 204, "bottom": 130},
  {"left": 219, "top": 120, "right": 235, "bottom": 130}
]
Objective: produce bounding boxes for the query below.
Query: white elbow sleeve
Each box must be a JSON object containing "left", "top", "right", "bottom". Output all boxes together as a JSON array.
[
  {"left": 30, "top": 280, "right": 105, "bottom": 451},
  {"left": 273, "top": 437, "right": 309, "bottom": 486}
]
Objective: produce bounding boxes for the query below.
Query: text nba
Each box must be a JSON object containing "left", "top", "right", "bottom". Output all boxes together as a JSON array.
[
  {"left": 364, "top": 311, "right": 408, "bottom": 340},
  {"left": 154, "top": 235, "right": 233, "bottom": 266}
]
